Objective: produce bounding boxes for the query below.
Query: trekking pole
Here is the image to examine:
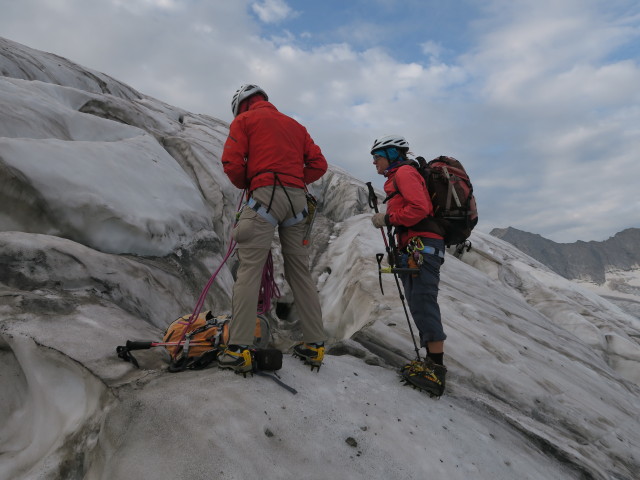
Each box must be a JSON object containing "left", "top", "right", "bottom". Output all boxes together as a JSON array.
[
  {"left": 116, "top": 340, "right": 220, "bottom": 369},
  {"left": 367, "top": 184, "right": 391, "bottom": 251},
  {"left": 366, "top": 183, "right": 421, "bottom": 362}
]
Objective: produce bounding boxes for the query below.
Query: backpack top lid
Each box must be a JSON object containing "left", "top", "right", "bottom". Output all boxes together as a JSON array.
[{"left": 427, "top": 156, "right": 469, "bottom": 177}]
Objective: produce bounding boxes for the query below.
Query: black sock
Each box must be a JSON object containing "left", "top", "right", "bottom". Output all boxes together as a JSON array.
[{"left": 428, "top": 352, "right": 444, "bottom": 366}]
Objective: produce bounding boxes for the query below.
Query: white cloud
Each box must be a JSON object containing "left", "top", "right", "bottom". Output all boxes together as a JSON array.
[
  {"left": 466, "top": 1, "right": 640, "bottom": 107},
  {"left": 251, "top": 0, "right": 295, "bottom": 24},
  {"left": 112, "top": 0, "right": 182, "bottom": 14},
  {"left": 420, "top": 40, "right": 444, "bottom": 60}
]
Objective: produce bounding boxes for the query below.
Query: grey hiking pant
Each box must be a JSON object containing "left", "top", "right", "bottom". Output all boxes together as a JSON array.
[
  {"left": 230, "top": 185, "right": 325, "bottom": 346},
  {"left": 400, "top": 237, "right": 447, "bottom": 345}
]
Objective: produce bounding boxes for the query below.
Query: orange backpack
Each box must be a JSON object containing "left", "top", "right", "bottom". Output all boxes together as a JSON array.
[
  {"left": 163, "top": 311, "right": 230, "bottom": 371},
  {"left": 117, "top": 312, "right": 270, "bottom": 372}
]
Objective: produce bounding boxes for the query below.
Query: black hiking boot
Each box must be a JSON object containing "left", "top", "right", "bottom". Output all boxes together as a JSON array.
[
  {"left": 400, "top": 360, "right": 446, "bottom": 397},
  {"left": 218, "top": 345, "right": 253, "bottom": 375},
  {"left": 292, "top": 342, "right": 324, "bottom": 371}
]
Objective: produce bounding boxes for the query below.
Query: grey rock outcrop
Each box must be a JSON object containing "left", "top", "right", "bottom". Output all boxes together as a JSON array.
[{"left": 490, "top": 227, "right": 640, "bottom": 284}]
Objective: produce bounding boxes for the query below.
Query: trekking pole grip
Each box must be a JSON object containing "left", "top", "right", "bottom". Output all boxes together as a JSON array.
[
  {"left": 366, "top": 182, "right": 379, "bottom": 213},
  {"left": 367, "top": 182, "right": 391, "bottom": 251}
]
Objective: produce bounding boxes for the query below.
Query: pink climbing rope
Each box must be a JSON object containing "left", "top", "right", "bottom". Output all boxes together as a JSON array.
[
  {"left": 257, "top": 250, "right": 281, "bottom": 315},
  {"left": 172, "top": 193, "right": 244, "bottom": 353},
  {"left": 174, "top": 190, "right": 281, "bottom": 351}
]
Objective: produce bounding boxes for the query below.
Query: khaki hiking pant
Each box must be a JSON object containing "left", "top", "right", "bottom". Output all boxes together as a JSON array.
[{"left": 230, "top": 185, "right": 325, "bottom": 346}]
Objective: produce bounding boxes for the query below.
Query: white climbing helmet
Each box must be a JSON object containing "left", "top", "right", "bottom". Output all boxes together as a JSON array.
[
  {"left": 231, "top": 84, "right": 268, "bottom": 117},
  {"left": 370, "top": 135, "right": 410, "bottom": 154}
]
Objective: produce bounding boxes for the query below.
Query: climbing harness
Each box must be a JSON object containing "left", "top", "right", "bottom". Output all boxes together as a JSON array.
[
  {"left": 245, "top": 172, "right": 318, "bottom": 249},
  {"left": 406, "top": 237, "right": 445, "bottom": 260},
  {"left": 246, "top": 172, "right": 310, "bottom": 227},
  {"left": 247, "top": 197, "right": 308, "bottom": 227},
  {"left": 377, "top": 237, "right": 446, "bottom": 278}
]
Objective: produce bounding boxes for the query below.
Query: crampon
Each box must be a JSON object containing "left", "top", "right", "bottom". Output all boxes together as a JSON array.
[
  {"left": 292, "top": 342, "right": 324, "bottom": 372},
  {"left": 399, "top": 360, "right": 446, "bottom": 398}
]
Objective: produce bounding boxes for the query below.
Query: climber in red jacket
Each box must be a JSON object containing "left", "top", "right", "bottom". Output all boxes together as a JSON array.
[
  {"left": 369, "top": 134, "right": 447, "bottom": 396},
  {"left": 219, "top": 84, "right": 328, "bottom": 374}
]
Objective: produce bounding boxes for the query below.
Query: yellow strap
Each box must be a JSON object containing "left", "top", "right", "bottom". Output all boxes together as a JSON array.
[{"left": 241, "top": 349, "right": 252, "bottom": 366}]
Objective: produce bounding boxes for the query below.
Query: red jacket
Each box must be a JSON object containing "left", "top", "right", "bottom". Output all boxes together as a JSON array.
[
  {"left": 384, "top": 164, "right": 443, "bottom": 247},
  {"left": 222, "top": 101, "right": 327, "bottom": 192}
]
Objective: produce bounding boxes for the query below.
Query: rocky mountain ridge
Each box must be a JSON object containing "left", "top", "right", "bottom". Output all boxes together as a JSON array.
[
  {"left": 490, "top": 226, "right": 640, "bottom": 284},
  {"left": 491, "top": 226, "right": 640, "bottom": 319}
]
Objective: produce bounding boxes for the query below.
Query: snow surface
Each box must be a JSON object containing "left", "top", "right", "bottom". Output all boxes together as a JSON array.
[
  {"left": 1, "top": 36, "right": 640, "bottom": 480},
  {"left": 575, "top": 268, "right": 640, "bottom": 322}
]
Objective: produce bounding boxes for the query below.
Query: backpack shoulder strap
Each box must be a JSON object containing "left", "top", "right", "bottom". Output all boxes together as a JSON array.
[{"left": 382, "top": 161, "right": 418, "bottom": 203}]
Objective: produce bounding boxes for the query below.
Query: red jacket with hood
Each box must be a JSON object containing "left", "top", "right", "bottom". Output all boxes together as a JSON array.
[
  {"left": 384, "top": 163, "right": 443, "bottom": 248},
  {"left": 222, "top": 100, "right": 327, "bottom": 192}
]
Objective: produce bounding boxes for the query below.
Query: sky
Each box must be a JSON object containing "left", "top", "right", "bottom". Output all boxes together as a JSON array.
[{"left": 1, "top": 0, "right": 639, "bottom": 242}]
